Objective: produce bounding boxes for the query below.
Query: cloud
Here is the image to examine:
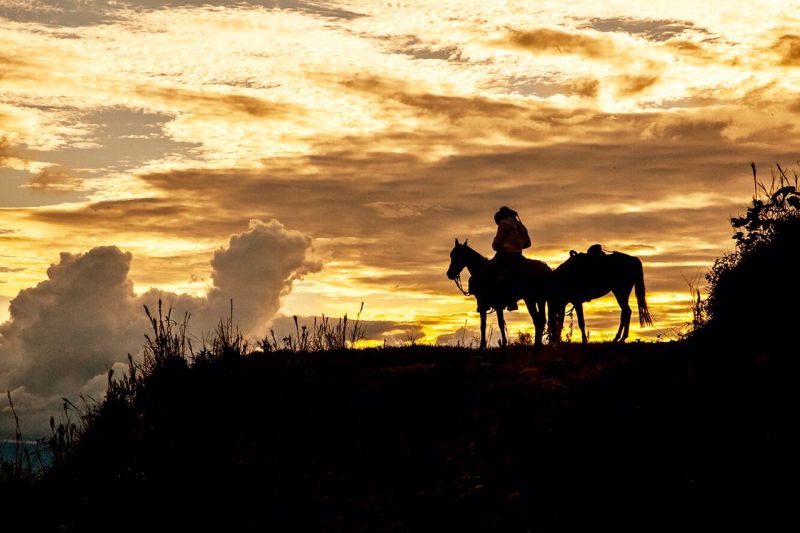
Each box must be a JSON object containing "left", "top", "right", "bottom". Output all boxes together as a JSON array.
[
  {"left": 0, "top": 246, "right": 140, "bottom": 396},
  {"left": 269, "top": 315, "right": 423, "bottom": 345},
  {"left": 205, "top": 219, "right": 322, "bottom": 333},
  {"left": 0, "top": 219, "right": 320, "bottom": 436},
  {"left": 580, "top": 17, "right": 703, "bottom": 42},
  {"left": 495, "top": 28, "right": 617, "bottom": 60},
  {"left": 615, "top": 74, "right": 661, "bottom": 96},
  {"left": 434, "top": 325, "right": 480, "bottom": 346},
  {"left": 771, "top": 34, "right": 800, "bottom": 66},
  {"left": 0, "top": 1, "right": 363, "bottom": 27},
  {"left": 22, "top": 166, "right": 84, "bottom": 192},
  {"left": 0, "top": 136, "right": 12, "bottom": 165},
  {"left": 136, "top": 85, "right": 305, "bottom": 120}
]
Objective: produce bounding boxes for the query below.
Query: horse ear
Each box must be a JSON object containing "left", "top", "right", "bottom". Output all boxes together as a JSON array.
[
  {"left": 455, "top": 238, "right": 459, "bottom": 246},
  {"left": 464, "top": 238, "right": 468, "bottom": 246},
  {"left": 569, "top": 250, "right": 577, "bottom": 257}
]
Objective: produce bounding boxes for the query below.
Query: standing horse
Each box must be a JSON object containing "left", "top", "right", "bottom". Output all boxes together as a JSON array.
[
  {"left": 548, "top": 247, "right": 653, "bottom": 344},
  {"left": 447, "top": 238, "right": 551, "bottom": 349}
]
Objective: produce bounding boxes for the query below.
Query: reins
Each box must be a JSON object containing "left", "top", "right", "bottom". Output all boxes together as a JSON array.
[
  {"left": 453, "top": 272, "right": 498, "bottom": 315},
  {"left": 454, "top": 273, "right": 470, "bottom": 296}
]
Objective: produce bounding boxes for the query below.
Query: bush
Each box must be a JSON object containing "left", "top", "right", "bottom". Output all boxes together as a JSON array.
[{"left": 702, "top": 163, "right": 800, "bottom": 350}]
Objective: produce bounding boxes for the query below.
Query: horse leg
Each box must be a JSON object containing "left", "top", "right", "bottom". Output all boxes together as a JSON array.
[
  {"left": 575, "top": 302, "right": 588, "bottom": 345},
  {"left": 523, "top": 297, "right": 542, "bottom": 351},
  {"left": 480, "top": 310, "right": 487, "bottom": 350},
  {"left": 547, "top": 300, "right": 559, "bottom": 344},
  {"left": 497, "top": 308, "right": 508, "bottom": 348},
  {"left": 612, "top": 288, "right": 633, "bottom": 342},
  {"left": 532, "top": 299, "right": 545, "bottom": 350}
]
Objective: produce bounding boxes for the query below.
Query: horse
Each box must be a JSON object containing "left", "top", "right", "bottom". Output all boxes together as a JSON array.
[
  {"left": 548, "top": 247, "right": 654, "bottom": 344},
  {"left": 447, "top": 238, "right": 551, "bottom": 350}
]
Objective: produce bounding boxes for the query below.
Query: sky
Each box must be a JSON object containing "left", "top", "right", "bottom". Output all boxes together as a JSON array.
[{"left": 2, "top": 1, "right": 800, "bottom": 432}]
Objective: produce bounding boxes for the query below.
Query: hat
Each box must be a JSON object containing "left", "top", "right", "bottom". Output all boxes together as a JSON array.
[{"left": 494, "top": 206, "right": 518, "bottom": 224}]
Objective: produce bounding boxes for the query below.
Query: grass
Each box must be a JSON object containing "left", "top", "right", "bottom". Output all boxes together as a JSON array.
[
  {"left": 1, "top": 294, "right": 797, "bottom": 529},
  {"left": 257, "top": 302, "right": 367, "bottom": 352},
  {"left": 0, "top": 299, "right": 692, "bottom": 529}
]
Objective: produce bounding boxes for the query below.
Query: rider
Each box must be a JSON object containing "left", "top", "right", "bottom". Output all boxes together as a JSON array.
[{"left": 490, "top": 206, "right": 531, "bottom": 311}]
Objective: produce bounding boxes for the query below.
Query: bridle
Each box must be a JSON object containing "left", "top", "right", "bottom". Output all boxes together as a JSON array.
[{"left": 453, "top": 272, "right": 470, "bottom": 296}]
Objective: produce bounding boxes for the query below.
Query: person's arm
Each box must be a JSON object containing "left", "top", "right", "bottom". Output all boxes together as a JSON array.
[{"left": 492, "top": 222, "right": 509, "bottom": 252}]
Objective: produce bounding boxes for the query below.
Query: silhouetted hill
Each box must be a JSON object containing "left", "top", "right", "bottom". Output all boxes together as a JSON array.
[
  {"left": 2, "top": 342, "right": 695, "bottom": 531},
  {"left": 4, "top": 333, "right": 800, "bottom": 529}
]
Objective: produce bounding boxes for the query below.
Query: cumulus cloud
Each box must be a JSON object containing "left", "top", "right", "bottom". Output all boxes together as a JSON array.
[
  {"left": 206, "top": 219, "right": 322, "bottom": 333},
  {"left": 0, "top": 219, "right": 320, "bottom": 436}
]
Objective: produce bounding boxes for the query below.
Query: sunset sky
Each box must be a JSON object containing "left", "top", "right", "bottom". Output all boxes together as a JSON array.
[{"left": 2, "top": 0, "right": 800, "bottom": 430}]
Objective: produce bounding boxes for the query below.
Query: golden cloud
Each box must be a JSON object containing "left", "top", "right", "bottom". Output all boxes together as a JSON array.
[
  {"left": 771, "top": 34, "right": 800, "bottom": 66},
  {"left": 22, "top": 166, "right": 84, "bottom": 192},
  {"left": 135, "top": 85, "right": 305, "bottom": 120},
  {"left": 496, "top": 28, "right": 617, "bottom": 59},
  {"left": 616, "top": 74, "right": 661, "bottom": 96}
]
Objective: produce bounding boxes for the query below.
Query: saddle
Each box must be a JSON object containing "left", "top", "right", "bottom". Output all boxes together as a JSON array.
[
  {"left": 571, "top": 243, "right": 606, "bottom": 258},
  {"left": 469, "top": 260, "right": 522, "bottom": 312}
]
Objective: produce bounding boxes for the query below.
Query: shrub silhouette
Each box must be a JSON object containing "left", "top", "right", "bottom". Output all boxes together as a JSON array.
[{"left": 702, "top": 163, "right": 800, "bottom": 350}]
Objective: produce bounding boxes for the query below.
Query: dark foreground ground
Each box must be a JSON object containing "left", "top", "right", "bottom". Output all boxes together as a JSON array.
[{"left": 2, "top": 340, "right": 798, "bottom": 530}]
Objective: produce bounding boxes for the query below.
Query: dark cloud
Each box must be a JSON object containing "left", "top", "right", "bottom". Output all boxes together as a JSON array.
[
  {"left": 570, "top": 78, "right": 600, "bottom": 97},
  {"left": 0, "top": 53, "right": 37, "bottom": 83},
  {"left": 339, "top": 76, "right": 533, "bottom": 121},
  {"left": 0, "top": 1, "right": 120, "bottom": 27},
  {"left": 396, "top": 44, "right": 465, "bottom": 62},
  {"left": 34, "top": 108, "right": 202, "bottom": 174},
  {"left": 0, "top": 1, "right": 362, "bottom": 27},
  {"left": 434, "top": 325, "right": 480, "bottom": 347},
  {"left": 23, "top": 166, "right": 84, "bottom": 192},
  {"left": 497, "top": 28, "right": 617, "bottom": 59},
  {"left": 136, "top": 85, "right": 304, "bottom": 120},
  {"left": 502, "top": 77, "right": 600, "bottom": 99},
  {"left": 130, "top": 1, "right": 364, "bottom": 20},
  {"left": 32, "top": 197, "right": 195, "bottom": 229},
  {"left": 0, "top": 136, "right": 13, "bottom": 164},
  {"left": 334, "top": 75, "right": 613, "bottom": 144},
  {"left": 580, "top": 17, "right": 703, "bottom": 42},
  {"left": 771, "top": 34, "right": 800, "bottom": 66},
  {"left": 616, "top": 74, "right": 661, "bottom": 96},
  {"left": 377, "top": 35, "right": 467, "bottom": 62}
]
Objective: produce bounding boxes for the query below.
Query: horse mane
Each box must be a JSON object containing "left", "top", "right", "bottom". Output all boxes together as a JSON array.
[{"left": 460, "top": 242, "right": 488, "bottom": 262}]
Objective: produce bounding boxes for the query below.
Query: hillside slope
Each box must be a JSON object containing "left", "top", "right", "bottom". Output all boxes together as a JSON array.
[
  {"left": 3, "top": 334, "right": 798, "bottom": 530},
  {"left": 0, "top": 342, "right": 696, "bottom": 530}
]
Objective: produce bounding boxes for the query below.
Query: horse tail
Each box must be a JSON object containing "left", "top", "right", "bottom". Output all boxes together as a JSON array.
[{"left": 634, "top": 259, "right": 654, "bottom": 327}]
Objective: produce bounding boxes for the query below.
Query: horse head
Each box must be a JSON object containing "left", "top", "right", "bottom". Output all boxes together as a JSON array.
[{"left": 447, "top": 238, "right": 470, "bottom": 279}]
